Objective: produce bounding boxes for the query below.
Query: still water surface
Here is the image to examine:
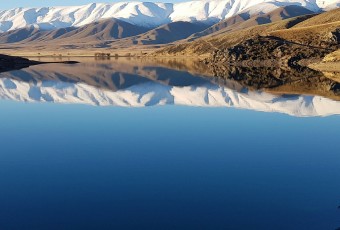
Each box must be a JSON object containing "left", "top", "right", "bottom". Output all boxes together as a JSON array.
[{"left": 0, "top": 59, "right": 339, "bottom": 230}]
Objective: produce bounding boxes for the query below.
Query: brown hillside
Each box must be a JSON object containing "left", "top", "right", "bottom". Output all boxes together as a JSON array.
[
  {"left": 188, "top": 5, "right": 314, "bottom": 41},
  {"left": 153, "top": 8, "right": 339, "bottom": 57},
  {"left": 293, "top": 8, "right": 340, "bottom": 28},
  {"left": 109, "top": 21, "right": 211, "bottom": 46},
  {"left": 269, "top": 21, "right": 340, "bottom": 48},
  {"left": 54, "top": 19, "right": 149, "bottom": 42},
  {"left": 152, "top": 14, "right": 316, "bottom": 56}
]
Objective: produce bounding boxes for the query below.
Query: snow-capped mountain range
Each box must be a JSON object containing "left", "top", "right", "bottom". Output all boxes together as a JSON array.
[{"left": 0, "top": 0, "right": 339, "bottom": 32}]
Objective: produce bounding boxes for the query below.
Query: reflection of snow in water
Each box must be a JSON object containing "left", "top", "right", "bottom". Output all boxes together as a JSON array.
[{"left": 1, "top": 76, "right": 340, "bottom": 117}]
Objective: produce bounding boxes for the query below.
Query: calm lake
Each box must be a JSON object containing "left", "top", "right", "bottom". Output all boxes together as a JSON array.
[{"left": 0, "top": 58, "right": 339, "bottom": 230}]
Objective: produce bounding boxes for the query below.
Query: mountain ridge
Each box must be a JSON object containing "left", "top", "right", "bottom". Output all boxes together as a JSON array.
[
  {"left": 187, "top": 5, "right": 315, "bottom": 41},
  {"left": 0, "top": 18, "right": 150, "bottom": 44},
  {"left": 0, "top": 5, "right": 332, "bottom": 49},
  {"left": 0, "top": 0, "right": 338, "bottom": 32}
]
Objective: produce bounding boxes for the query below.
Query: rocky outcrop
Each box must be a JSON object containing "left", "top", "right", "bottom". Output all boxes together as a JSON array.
[
  {"left": 0, "top": 54, "right": 41, "bottom": 72},
  {"left": 205, "top": 35, "right": 338, "bottom": 68},
  {"left": 328, "top": 28, "right": 340, "bottom": 45}
]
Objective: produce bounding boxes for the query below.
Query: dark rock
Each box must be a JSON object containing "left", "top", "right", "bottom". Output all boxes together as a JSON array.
[
  {"left": 60, "top": 61, "right": 80, "bottom": 64},
  {"left": 0, "top": 54, "right": 41, "bottom": 73},
  {"left": 0, "top": 54, "right": 79, "bottom": 73},
  {"left": 329, "top": 28, "right": 340, "bottom": 44}
]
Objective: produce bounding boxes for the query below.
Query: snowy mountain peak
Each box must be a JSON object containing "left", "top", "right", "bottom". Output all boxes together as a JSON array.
[{"left": 0, "top": 0, "right": 339, "bottom": 32}]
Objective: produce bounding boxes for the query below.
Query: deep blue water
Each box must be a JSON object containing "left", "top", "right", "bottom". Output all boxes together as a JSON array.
[
  {"left": 0, "top": 101, "right": 340, "bottom": 230},
  {"left": 0, "top": 60, "right": 340, "bottom": 230}
]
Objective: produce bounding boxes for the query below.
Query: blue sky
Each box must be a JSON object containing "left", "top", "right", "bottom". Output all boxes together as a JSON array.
[{"left": 2, "top": 0, "right": 188, "bottom": 10}]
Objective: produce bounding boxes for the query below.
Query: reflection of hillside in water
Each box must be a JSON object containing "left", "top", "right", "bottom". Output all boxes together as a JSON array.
[
  {"left": 211, "top": 65, "right": 340, "bottom": 100},
  {"left": 0, "top": 59, "right": 213, "bottom": 91},
  {"left": 0, "top": 58, "right": 340, "bottom": 117}
]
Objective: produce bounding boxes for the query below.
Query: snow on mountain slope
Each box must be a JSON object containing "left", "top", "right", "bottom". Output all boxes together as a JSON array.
[
  {"left": 0, "top": 0, "right": 338, "bottom": 32},
  {"left": 0, "top": 70, "right": 340, "bottom": 117}
]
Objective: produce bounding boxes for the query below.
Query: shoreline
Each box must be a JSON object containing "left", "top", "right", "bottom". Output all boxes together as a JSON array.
[{"left": 0, "top": 54, "right": 79, "bottom": 73}]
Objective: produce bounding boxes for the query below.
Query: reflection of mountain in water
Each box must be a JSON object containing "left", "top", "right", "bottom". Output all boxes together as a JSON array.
[
  {"left": 0, "top": 59, "right": 340, "bottom": 117},
  {"left": 211, "top": 65, "right": 340, "bottom": 99}
]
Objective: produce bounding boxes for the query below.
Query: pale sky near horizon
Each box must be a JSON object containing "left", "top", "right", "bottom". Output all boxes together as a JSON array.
[{"left": 1, "top": 0, "right": 189, "bottom": 10}]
